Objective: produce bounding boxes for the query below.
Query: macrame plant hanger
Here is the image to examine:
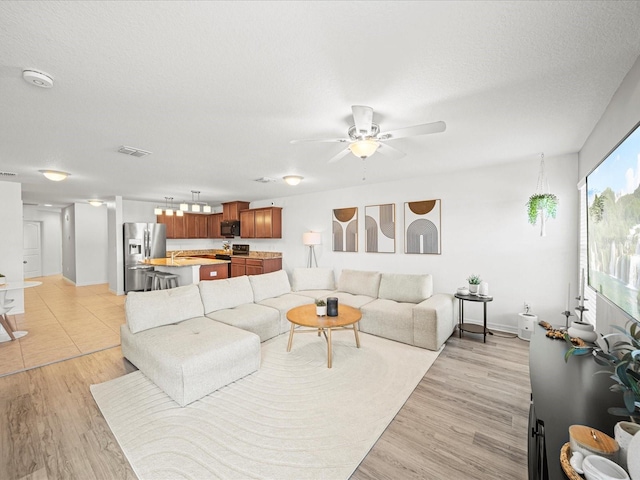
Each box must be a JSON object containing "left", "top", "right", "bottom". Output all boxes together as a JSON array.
[{"left": 527, "top": 153, "right": 558, "bottom": 237}]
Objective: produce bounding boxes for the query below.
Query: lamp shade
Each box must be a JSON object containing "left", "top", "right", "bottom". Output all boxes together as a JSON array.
[
  {"left": 348, "top": 139, "right": 379, "bottom": 159},
  {"left": 303, "top": 232, "right": 322, "bottom": 245}
]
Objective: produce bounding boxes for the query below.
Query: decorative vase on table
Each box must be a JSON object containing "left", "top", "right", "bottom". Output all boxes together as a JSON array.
[
  {"left": 567, "top": 321, "right": 598, "bottom": 343},
  {"left": 0, "top": 277, "right": 5, "bottom": 285},
  {"left": 316, "top": 305, "right": 327, "bottom": 316},
  {"left": 615, "top": 421, "right": 640, "bottom": 472}
]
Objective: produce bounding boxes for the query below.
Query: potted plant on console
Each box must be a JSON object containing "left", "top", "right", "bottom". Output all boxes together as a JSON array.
[
  {"left": 467, "top": 274, "right": 481, "bottom": 295},
  {"left": 0, "top": 273, "right": 5, "bottom": 286},
  {"left": 315, "top": 299, "right": 327, "bottom": 316}
]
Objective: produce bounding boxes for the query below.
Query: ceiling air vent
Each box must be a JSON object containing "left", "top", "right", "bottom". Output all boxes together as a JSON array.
[
  {"left": 0, "top": 171, "right": 17, "bottom": 177},
  {"left": 254, "top": 177, "right": 277, "bottom": 183},
  {"left": 118, "top": 145, "right": 152, "bottom": 157}
]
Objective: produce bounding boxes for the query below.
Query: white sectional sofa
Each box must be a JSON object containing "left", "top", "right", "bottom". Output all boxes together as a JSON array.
[{"left": 121, "top": 268, "right": 455, "bottom": 406}]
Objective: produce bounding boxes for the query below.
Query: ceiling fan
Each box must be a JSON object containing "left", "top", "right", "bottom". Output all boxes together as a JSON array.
[{"left": 290, "top": 105, "right": 446, "bottom": 163}]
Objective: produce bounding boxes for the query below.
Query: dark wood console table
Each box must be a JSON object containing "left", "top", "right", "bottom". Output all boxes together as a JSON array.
[{"left": 528, "top": 324, "right": 624, "bottom": 479}]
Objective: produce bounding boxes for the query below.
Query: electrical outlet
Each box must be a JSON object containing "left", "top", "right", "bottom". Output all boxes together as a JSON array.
[{"left": 524, "top": 302, "right": 531, "bottom": 313}]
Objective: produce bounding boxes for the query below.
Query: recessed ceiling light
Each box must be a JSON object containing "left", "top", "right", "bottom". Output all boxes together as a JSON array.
[
  {"left": 283, "top": 175, "right": 303, "bottom": 186},
  {"left": 88, "top": 200, "right": 103, "bottom": 207},
  {"left": 22, "top": 69, "right": 54, "bottom": 88},
  {"left": 39, "top": 170, "right": 70, "bottom": 181}
]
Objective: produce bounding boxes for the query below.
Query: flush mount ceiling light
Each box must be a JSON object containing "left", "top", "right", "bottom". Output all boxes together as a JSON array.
[
  {"left": 22, "top": 69, "right": 54, "bottom": 88},
  {"left": 283, "top": 175, "right": 303, "bottom": 186},
  {"left": 39, "top": 170, "right": 70, "bottom": 181},
  {"left": 348, "top": 139, "right": 380, "bottom": 159},
  {"left": 88, "top": 200, "right": 103, "bottom": 207}
]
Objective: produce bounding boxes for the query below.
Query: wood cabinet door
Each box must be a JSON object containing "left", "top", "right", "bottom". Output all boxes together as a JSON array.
[
  {"left": 208, "top": 213, "right": 222, "bottom": 238},
  {"left": 240, "top": 210, "right": 255, "bottom": 238},
  {"left": 230, "top": 257, "right": 246, "bottom": 277},
  {"left": 254, "top": 209, "right": 268, "bottom": 238},
  {"left": 196, "top": 215, "right": 208, "bottom": 238},
  {"left": 199, "top": 263, "right": 229, "bottom": 281},
  {"left": 185, "top": 214, "right": 197, "bottom": 238},
  {"left": 261, "top": 257, "right": 282, "bottom": 274},
  {"left": 245, "top": 258, "right": 263, "bottom": 275},
  {"left": 174, "top": 214, "right": 186, "bottom": 238},
  {"left": 157, "top": 213, "right": 176, "bottom": 238},
  {"left": 223, "top": 201, "right": 250, "bottom": 221}
]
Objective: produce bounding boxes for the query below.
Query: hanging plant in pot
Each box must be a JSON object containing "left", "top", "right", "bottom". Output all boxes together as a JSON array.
[{"left": 526, "top": 153, "right": 559, "bottom": 237}]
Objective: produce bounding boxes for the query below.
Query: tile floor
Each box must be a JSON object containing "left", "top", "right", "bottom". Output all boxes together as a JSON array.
[{"left": 0, "top": 275, "right": 124, "bottom": 377}]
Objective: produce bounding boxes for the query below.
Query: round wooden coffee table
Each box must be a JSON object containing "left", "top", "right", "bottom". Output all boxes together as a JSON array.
[{"left": 286, "top": 303, "right": 362, "bottom": 368}]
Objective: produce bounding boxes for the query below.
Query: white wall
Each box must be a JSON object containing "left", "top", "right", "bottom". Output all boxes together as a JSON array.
[
  {"left": 22, "top": 206, "right": 63, "bottom": 276},
  {"left": 0, "top": 181, "right": 25, "bottom": 313},
  {"left": 246, "top": 153, "right": 578, "bottom": 333},
  {"left": 578, "top": 55, "right": 640, "bottom": 332},
  {"left": 74, "top": 203, "right": 108, "bottom": 286}
]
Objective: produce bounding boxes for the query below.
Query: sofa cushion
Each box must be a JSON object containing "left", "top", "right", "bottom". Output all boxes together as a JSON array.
[
  {"left": 120, "top": 317, "right": 260, "bottom": 406},
  {"left": 338, "top": 269, "right": 381, "bottom": 298},
  {"left": 291, "top": 289, "right": 337, "bottom": 300},
  {"left": 324, "top": 291, "right": 376, "bottom": 309},
  {"left": 360, "top": 299, "right": 415, "bottom": 345},
  {"left": 291, "top": 268, "right": 336, "bottom": 292},
  {"left": 206, "top": 303, "right": 280, "bottom": 342},
  {"left": 258, "top": 293, "right": 315, "bottom": 333},
  {"left": 125, "top": 284, "right": 204, "bottom": 334},
  {"left": 199, "top": 276, "right": 254, "bottom": 314},
  {"left": 378, "top": 273, "right": 433, "bottom": 304},
  {"left": 249, "top": 270, "right": 292, "bottom": 303}
]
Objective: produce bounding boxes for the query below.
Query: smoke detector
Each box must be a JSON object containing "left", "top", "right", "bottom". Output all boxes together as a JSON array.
[{"left": 22, "top": 69, "right": 54, "bottom": 88}]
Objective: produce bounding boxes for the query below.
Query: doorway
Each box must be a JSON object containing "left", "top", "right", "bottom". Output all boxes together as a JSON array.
[{"left": 23, "top": 221, "right": 42, "bottom": 278}]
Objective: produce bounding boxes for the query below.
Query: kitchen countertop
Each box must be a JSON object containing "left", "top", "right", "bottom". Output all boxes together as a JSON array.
[
  {"left": 167, "top": 249, "right": 282, "bottom": 259},
  {"left": 142, "top": 257, "right": 230, "bottom": 267}
]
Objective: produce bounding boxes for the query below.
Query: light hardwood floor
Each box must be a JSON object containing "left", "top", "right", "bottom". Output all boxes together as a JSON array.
[
  {"left": 0, "top": 283, "right": 531, "bottom": 480},
  {"left": 0, "top": 275, "right": 124, "bottom": 377}
]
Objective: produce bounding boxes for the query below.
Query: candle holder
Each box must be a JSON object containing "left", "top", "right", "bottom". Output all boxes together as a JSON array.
[
  {"left": 575, "top": 296, "right": 589, "bottom": 322},
  {"left": 561, "top": 310, "right": 575, "bottom": 329}
]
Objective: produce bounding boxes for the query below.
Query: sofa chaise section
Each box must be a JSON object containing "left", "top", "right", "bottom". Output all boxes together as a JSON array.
[{"left": 121, "top": 284, "right": 261, "bottom": 406}]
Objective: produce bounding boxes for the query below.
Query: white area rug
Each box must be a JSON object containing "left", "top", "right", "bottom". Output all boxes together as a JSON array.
[{"left": 91, "top": 331, "right": 443, "bottom": 479}]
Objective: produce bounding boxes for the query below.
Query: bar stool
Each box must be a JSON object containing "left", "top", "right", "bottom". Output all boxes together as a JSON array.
[
  {"left": 144, "top": 271, "right": 159, "bottom": 291},
  {"left": 155, "top": 272, "right": 179, "bottom": 289}
]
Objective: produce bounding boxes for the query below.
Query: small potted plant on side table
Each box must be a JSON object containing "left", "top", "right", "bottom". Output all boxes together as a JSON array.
[
  {"left": 0, "top": 274, "right": 6, "bottom": 285},
  {"left": 315, "top": 299, "right": 327, "bottom": 316},
  {"left": 467, "top": 274, "right": 481, "bottom": 295}
]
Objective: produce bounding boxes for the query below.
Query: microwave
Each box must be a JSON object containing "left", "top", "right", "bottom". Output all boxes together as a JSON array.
[{"left": 220, "top": 220, "right": 240, "bottom": 237}]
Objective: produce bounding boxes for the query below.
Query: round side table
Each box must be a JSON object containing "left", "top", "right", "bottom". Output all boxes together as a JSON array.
[{"left": 454, "top": 293, "right": 494, "bottom": 343}]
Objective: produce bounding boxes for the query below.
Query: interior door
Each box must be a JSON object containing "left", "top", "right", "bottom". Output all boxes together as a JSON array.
[{"left": 23, "top": 221, "right": 42, "bottom": 278}]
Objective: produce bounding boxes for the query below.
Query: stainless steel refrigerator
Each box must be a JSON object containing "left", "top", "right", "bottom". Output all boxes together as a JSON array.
[{"left": 124, "top": 223, "right": 167, "bottom": 293}]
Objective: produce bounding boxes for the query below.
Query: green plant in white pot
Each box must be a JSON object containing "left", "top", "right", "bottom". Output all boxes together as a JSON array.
[
  {"left": 527, "top": 153, "right": 558, "bottom": 237},
  {"left": 467, "top": 274, "right": 481, "bottom": 295},
  {"left": 315, "top": 299, "right": 327, "bottom": 316},
  {"left": 0, "top": 273, "right": 5, "bottom": 285}
]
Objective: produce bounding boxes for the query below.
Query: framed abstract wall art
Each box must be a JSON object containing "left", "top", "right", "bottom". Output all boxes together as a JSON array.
[
  {"left": 365, "top": 204, "right": 395, "bottom": 253},
  {"left": 404, "top": 199, "right": 441, "bottom": 254},
  {"left": 332, "top": 207, "right": 358, "bottom": 252}
]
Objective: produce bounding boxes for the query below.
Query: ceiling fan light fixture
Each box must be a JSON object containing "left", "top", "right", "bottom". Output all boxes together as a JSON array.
[
  {"left": 39, "top": 170, "right": 70, "bottom": 181},
  {"left": 283, "top": 175, "right": 303, "bottom": 186},
  {"left": 349, "top": 139, "right": 380, "bottom": 159}
]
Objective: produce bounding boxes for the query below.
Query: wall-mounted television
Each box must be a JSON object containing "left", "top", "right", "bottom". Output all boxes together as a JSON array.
[{"left": 587, "top": 120, "right": 640, "bottom": 322}]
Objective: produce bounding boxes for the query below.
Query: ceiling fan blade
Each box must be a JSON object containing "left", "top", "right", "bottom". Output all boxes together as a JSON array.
[
  {"left": 379, "top": 121, "right": 446, "bottom": 141},
  {"left": 328, "top": 147, "right": 352, "bottom": 163},
  {"left": 290, "top": 137, "right": 349, "bottom": 144},
  {"left": 377, "top": 142, "right": 406, "bottom": 160},
  {"left": 352, "top": 105, "right": 374, "bottom": 136}
]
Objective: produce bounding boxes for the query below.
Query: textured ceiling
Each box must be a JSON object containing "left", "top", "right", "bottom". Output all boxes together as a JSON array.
[{"left": 1, "top": 1, "right": 640, "bottom": 208}]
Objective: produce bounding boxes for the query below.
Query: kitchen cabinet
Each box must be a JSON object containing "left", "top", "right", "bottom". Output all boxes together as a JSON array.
[
  {"left": 208, "top": 213, "right": 222, "bottom": 238},
  {"left": 199, "top": 263, "right": 229, "bottom": 281},
  {"left": 222, "top": 201, "right": 250, "bottom": 221},
  {"left": 230, "top": 256, "right": 282, "bottom": 277},
  {"left": 239, "top": 207, "right": 282, "bottom": 239},
  {"left": 156, "top": 213, "right": 185, "bottom": 239},
  {"left": 185, "top": 213, "right": 208, "bottom": 238},
  {"left": 239, "top": 210, "right": 255, "bottom": 238}
]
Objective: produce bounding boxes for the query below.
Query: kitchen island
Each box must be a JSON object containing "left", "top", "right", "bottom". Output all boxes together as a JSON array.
[{"left": 142, "top": 257, "right": 230, "bottom": 286}]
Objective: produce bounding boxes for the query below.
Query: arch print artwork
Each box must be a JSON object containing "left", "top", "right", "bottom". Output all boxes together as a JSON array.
[
  {"left": 404, "top": 199, "right": 441, "bottom": 254},
  {"left": 333, "top": 207, "right": 358, "bottom": 252},
  {"left": 365, "top": 204, "right": 395, "bottom": 253}
]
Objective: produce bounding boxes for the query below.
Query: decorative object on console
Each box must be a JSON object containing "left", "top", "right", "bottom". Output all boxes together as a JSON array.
[
  {"left": 467, "top": 274, "right": 481, "bottom": 295},
  {"left": 615, "top": 421, "right": 640, "bottom": 471},
  {"left": 302, "top": 232, "right": 321, "bottom": 267},
  {"left": 315, "top": 299, "right": 327, "bottom": 316},
  {"left": 327, "top": 297, "right": 338, "bottom": 317},
  {"left": 404, "top": 199, "right": 441, "bottom": 254},
  {"left": 0, "top": 274, "right": 5, "bottom": 286},
  {"left": 365, "top": 204, "right": 395, "bottom": 253},
  {"left": 567, "top": 321, "right": 598, "bottom": 343},
  {"left": 569, "top": 425, "right": 619, "bottom": 462},
  {"left": 526, "top": 153, "right": 558, "bottom": 237},
  {"left": 332, "top": 207, "right": 358, "bottom": 252},
  {"left": 582, "top": 454, "right": 629, "bottom": 480}
]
